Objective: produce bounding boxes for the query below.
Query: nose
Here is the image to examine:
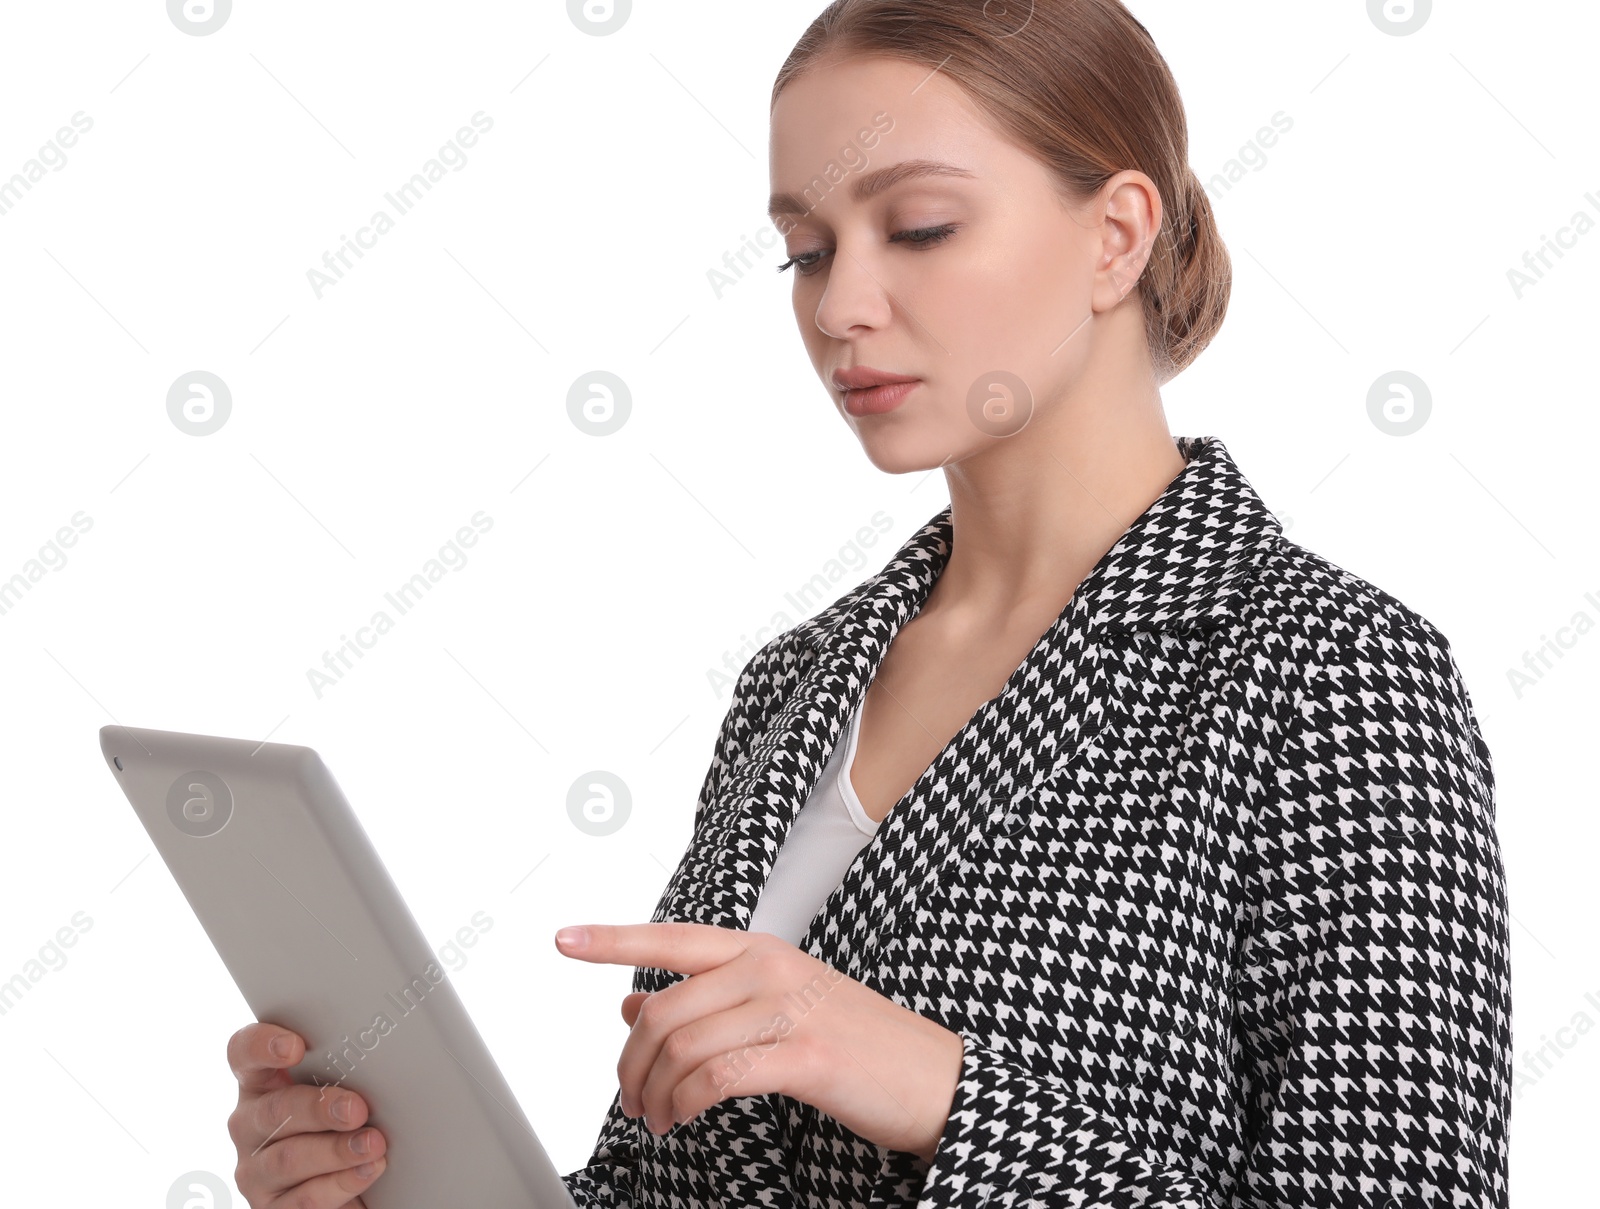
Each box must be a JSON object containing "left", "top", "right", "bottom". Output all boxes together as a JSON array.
[{"left": 811, "top": 245, "right": 894, "bottom": 340}]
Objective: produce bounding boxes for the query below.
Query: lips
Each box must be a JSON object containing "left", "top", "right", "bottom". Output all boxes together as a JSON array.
[{"left": 831, "top": 366, "right": 920, "bottom": 391}]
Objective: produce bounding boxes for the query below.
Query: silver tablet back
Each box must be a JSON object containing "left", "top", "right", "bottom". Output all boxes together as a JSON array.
[{"left": 99, "top": 725, "right": 576, "bottom": 1209}]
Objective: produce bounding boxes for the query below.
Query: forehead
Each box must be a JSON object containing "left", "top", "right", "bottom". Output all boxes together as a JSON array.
[{"left": 768, "top": 54, "right": 1002, "bottom": 201}]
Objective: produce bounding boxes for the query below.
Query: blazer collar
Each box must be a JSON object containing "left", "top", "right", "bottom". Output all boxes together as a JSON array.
[
  {"left": 664, "top": 435, "right": 1283, "bottom": 976},
  {"left": 794, "top": 432, "right": 1283, "bottom": 652}
]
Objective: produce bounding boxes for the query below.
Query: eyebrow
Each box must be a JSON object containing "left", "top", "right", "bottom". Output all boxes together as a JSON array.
[{"left": 766, "top": 158, "right": 977, "bottom": 220}]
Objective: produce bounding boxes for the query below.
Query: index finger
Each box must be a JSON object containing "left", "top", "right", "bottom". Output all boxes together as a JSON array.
[
  {"left": 227, "top": 1021, "right": 303, "bottom": 1093},
  {"left": 552, "top": 921, "right": 756, "bottom": 974}
]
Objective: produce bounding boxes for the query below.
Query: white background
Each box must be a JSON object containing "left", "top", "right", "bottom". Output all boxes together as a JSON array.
[{"left": 0, "top": 1, "right": 1593, "bottom": 1204}]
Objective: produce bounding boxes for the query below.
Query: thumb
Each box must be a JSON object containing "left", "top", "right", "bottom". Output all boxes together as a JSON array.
[{"left": 620, "top": 991, "right": 651, "bottom": 1027}]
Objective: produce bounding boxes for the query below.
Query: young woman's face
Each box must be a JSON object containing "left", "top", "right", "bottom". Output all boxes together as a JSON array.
[{"left": 769, "top": 54, "right": 1156, "bottom": 473}]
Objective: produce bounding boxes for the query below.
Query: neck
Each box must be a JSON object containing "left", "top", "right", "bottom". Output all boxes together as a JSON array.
[{"left": 928, "top": 385, "right": 1187, "bottom": 628}]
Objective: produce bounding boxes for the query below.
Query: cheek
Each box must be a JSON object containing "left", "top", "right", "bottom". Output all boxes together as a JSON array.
[
  {"left": 952, "top": 239, "right": 1086, "bottom": 334},
  {"left": 799, "top": 329, "right": 834, "bottom": 391},
  {"left": 924, "top": 250, "right": 1088, "bottom": 403}
]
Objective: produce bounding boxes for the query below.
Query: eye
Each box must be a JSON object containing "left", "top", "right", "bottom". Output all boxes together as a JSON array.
[{"left": 776, "top": 223, "right": 961, "bottom": 276}]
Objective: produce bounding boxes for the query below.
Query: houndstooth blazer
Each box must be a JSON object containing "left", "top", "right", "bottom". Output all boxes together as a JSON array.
[{"left": 563, "top": 434, "right": 1512, "bottom": 1208}]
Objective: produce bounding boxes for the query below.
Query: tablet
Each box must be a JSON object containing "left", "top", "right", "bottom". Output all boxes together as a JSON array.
[{"left": 99, "top": 724, "right": 577, "bottom": 1209}]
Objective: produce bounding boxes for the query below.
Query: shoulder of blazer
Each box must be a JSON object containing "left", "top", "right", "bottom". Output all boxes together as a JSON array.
[
  {"left": 1246, "top": 531, "right": 1478, "bottom": 716},
  {"left": 1233, "top": 529, "right": 1496, "bottom": 834},
  {"left": 1249, "top": 531, "right": 1455, "bottom": 651}
]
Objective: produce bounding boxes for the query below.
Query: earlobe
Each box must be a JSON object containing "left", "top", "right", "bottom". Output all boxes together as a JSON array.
[
  {"left": 1092, "top": 243, "right": 1147, "bottom": 313},
  {"left": 1120, "top": 252, "right": 1145, "bottom": 300}
]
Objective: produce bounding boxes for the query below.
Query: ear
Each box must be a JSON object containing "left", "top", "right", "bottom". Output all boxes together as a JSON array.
[{"left": 1090, "top": 170, "right": 1162, "bottom": 315}]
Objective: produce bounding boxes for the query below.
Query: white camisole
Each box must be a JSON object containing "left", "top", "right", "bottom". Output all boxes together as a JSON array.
[{"left": 746, "top": 698, "right": 880, "bottom": 946}]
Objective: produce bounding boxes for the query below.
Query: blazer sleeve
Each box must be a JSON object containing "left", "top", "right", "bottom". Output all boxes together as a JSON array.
[
  {"left": 562, "top": 632, "right": 799, "bottom": 1207},
  {"left": 889, "top": 623, "right": 1512, "bottom": 1208}
]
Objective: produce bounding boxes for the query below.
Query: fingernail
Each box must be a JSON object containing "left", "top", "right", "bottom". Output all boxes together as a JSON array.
[
  {"left": 269, "top": 1036, "right": 293, "bottom": 1060},
  {"left": 555, "top": 926, "right": 589, "bottom": 950},
  {"left": 355, "top": 1161, "right": 376, "bottom": 1179}
]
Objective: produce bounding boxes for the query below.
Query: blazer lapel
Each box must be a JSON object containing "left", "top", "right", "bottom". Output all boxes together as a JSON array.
[
  {"left": 674, "top": 435, "right": 1284, "bottom": 982},
  {"left": 675, "top": 513, "right": 944, "bottom": 948}
]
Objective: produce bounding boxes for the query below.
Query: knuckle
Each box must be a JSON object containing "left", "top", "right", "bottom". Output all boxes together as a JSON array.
[
  {"left": 749, "top": 939, "right": 790, "bottom": 975},
  {"left": 635, "top": 995, "right": 664, "bottom": 1031},
  {"left": 750, "top": 930, "right": 786, "bottom": 957},
  {"left": 791, "top": 1030, "right": 825, "bottom": 1096},
  {"left": 705, "top": 1052, "right": 740, "bottom": 1097},
  {"left": 661, "top": 1026, "right": 697, "bottom": 1064},
  {"left": 261, "top": 1134, "right": 295, "bottom": 1183},
  {"left": 258, "top": 1086, "right": 289, "bottom": 1129}
]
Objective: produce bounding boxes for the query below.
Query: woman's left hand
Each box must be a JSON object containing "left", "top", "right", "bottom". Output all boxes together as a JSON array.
[{"left": 553, "top": 921, "right": 965, "bottom": 1163}]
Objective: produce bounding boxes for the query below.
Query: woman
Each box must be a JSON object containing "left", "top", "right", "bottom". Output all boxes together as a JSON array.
[{"left": 224, "top": 2, "right": 1512, "bottom": 1205}]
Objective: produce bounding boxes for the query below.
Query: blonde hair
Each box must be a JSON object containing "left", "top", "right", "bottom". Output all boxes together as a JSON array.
[{"left": 772, "top": 0, "right": 1231, "bottom": 383}]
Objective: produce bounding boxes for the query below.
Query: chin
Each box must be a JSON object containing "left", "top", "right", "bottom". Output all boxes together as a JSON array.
[{"left": 852, "top": 428, "right": 970, "bottom": 477}]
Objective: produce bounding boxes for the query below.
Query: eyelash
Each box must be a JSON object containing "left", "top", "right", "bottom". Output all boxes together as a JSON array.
[{"left": 775, "top": 223, "right": 960, "bottom": 276}]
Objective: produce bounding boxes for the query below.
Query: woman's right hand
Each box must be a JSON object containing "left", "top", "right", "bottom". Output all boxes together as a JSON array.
[{"left": 226, "top": 1021, "right": 389, "bottom": 1207}]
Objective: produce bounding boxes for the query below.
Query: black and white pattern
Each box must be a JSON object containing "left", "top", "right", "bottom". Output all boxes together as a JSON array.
[{"left": 563, "top": 434, "right": 1511, "bottom": 1208}]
